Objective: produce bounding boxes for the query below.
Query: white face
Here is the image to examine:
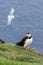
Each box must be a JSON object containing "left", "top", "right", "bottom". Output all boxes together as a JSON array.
[{"left": 26, "top": 33, "right": 32, "bottom": 37}]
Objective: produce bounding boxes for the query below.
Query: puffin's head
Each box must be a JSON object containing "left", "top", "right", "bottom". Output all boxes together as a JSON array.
[{"left": 26, "top": 32, "right": 32, "bottom": 39}]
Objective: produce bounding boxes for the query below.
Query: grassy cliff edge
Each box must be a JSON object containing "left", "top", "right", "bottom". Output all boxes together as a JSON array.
[{"left": 0, "top": 43, "right": 43, "bottom": 65}]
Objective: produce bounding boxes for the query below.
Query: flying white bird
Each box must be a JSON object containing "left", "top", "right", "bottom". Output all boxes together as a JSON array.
[{"left": 7, "top": 8, "right": 15, "bottom": 25}]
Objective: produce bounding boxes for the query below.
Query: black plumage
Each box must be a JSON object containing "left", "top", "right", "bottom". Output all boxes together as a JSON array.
[
  {"left": 16, "top": 36, "right": 28, "bottom": 46},
  {"left": 0, "top": 39, "right": 5, "bottom": 43}
]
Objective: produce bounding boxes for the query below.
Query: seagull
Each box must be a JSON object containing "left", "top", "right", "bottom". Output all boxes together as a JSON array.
[
  {"left": 16, "top": 33, "right": 33, "bottom": 48},
  {"left": 7, "top": 8, "right": 15, "bottom": 25}
]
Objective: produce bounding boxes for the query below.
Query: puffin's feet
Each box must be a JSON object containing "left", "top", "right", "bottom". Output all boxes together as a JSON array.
[
  {"left": 24, "top": 46, "right": 35, "bottom": 51},
  {"left": 24, "top": 46, "right": 31, "bottom": 51}
]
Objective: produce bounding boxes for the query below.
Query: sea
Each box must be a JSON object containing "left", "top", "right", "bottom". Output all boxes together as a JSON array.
[{"left": 0, "top": 0, "right": 43, "bottom": 54}]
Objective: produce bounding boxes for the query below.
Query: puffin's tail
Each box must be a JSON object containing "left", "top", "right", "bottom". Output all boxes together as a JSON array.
[{"left": 16, "top": 42, "right": 19, "bottom": 46}]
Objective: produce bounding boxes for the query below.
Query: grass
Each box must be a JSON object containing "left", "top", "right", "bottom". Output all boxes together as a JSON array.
[{"left": 0, "top": 43, "right": 43, "bottom": 65}]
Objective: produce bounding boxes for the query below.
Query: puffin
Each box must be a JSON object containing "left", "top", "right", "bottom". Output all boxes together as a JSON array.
[
  {"left": 0, "top": 39, "right": 5, "bottom": 43},
  {"left": 16, "top": 33, "right": 33, "bottom": 48}
]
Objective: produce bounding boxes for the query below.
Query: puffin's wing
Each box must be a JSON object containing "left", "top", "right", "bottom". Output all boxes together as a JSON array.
[
  {"left": 16, "top": 37, "right": 27, "bottom": 46},
  {"left": 20, "top": 36, "right": 27, "bottom": 42}
]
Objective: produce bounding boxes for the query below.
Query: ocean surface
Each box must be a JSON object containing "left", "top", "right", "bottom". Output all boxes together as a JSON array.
[{"left": 0, "top": 0, "right": 43, "bottom": 53}]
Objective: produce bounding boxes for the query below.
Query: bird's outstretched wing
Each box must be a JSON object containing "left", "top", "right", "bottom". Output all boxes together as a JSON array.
[{"left": 10, "top": 8, "right": 15, "bottom": 15}]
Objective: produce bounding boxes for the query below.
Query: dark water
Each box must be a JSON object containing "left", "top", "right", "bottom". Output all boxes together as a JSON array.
[{"left": 0, "top": 0, "right": 43, "bottom": 53}]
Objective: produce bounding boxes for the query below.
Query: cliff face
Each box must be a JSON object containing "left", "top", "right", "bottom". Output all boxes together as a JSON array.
[{"left": 0, "top": 43, "right": 43, "bottom": 65}]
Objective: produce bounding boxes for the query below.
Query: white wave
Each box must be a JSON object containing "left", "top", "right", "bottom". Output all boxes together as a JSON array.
[{"left": 7, "top": 8, "right": 15, "bottom": 25}]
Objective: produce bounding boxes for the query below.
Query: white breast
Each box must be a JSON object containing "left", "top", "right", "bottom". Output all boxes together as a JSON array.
[{"left": 24, "top": 38, "right": 33, "bottom": 48}]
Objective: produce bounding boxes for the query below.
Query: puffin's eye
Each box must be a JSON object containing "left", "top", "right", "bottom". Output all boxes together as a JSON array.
[{"left": 29, "top": 36, "right": 32, "bottom": 39}]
